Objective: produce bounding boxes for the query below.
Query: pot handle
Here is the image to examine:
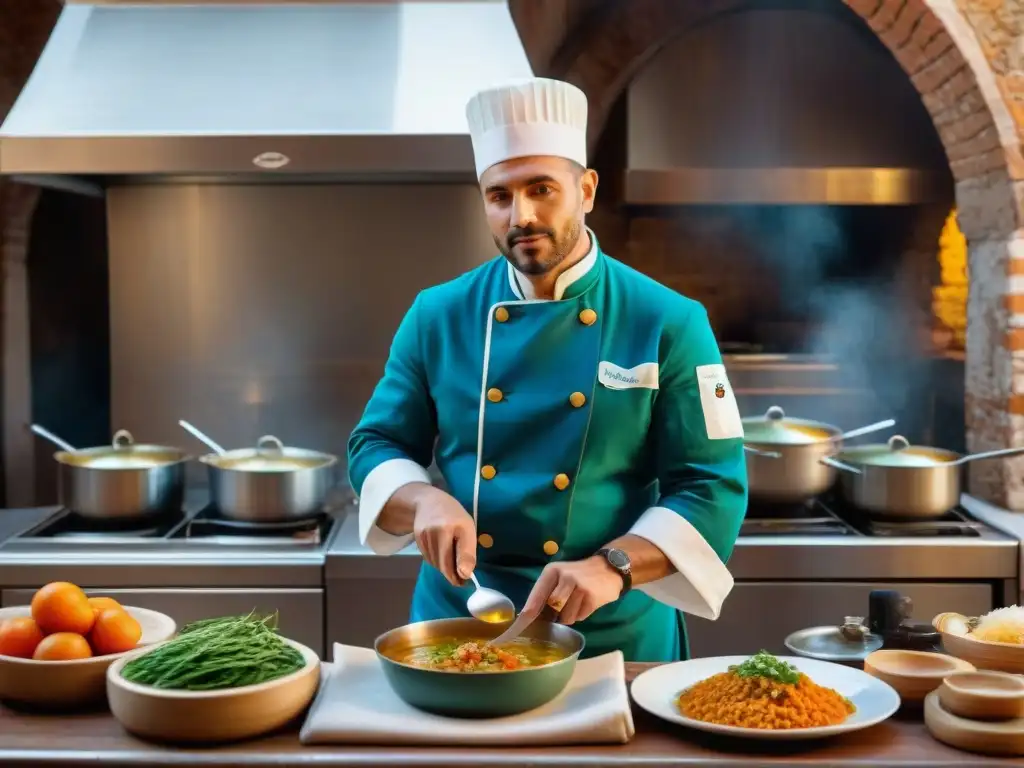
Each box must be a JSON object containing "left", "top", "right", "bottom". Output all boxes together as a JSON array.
[
  {"left": 819, "top": 456, "right": 862, "bottom": 475},
  {"left": 112, "top": 429, "right": 135, "bottom": 449},
  {"left": 765, "top": 405, "right": 785, "bottom": 421},
  {"left": 743, "top": 445, "right": 781, "bottom": 459},
  {"left": 256, "top": 435, "right": 285, "bottom": 454},
  {"left": 949, "top": 445, "right": 1024, "bottom": 466}
]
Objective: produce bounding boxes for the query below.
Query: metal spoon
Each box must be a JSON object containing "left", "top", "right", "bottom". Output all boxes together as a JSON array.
[
  {"left": 178, "top": 419, "right": 227, "bottom": 455},
  {"left": 466, "top": 573, "right": 515, "bottom": 624}
]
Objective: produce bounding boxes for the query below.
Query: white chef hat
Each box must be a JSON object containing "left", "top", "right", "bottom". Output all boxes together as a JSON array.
[{"left": 465, "top": 77, "right": 588, "bottom": 179}]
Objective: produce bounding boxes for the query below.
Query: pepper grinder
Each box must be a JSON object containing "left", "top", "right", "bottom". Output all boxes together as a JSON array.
[{"left": 868, "top": 589, "right": 940, "bottom": 651}]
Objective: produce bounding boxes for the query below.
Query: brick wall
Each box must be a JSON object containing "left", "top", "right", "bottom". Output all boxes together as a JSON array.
[{"left": 511, "top": 0, "right": 1024, "bottom": 509}]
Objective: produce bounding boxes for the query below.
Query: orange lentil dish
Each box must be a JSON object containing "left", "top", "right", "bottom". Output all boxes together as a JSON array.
[{"left": 676, "top": 650, "right": 856, "bottom": 730}]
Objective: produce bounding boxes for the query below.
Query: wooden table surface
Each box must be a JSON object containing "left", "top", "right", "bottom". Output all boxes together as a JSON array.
[{"left": 0, "top": 662, "right": 1016, "bottom": 767}]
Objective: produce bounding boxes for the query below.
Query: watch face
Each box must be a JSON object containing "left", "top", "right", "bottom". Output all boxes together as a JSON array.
[{"left": 607, "top": 549, "right": 630, "bottom": 569}]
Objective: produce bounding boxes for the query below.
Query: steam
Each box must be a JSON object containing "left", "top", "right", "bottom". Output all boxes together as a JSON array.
[{"left": 710, "top": 205, "right": 941, "bottom": 441}]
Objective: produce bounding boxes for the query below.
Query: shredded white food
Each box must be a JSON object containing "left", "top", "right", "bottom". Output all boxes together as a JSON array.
[{"left": 973, "top": 605, "right": 1024, "bottom": 644}]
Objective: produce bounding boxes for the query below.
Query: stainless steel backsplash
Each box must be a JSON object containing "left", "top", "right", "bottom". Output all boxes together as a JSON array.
[{"left": 107, "top": 183, "right": 495, "bottom": 488}]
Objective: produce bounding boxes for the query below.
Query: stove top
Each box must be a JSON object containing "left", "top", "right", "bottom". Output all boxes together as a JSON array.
[
  {"left": 5, "top": 494, "right": 341, "bottom": 551},
  {"left": 741, "top": 494, "right": 985, "bottom": 538}
]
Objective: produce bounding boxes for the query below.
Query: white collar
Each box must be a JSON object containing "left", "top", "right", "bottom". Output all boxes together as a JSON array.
[{"left": 507, "top": 227, "right": 598, "bottom": 301}]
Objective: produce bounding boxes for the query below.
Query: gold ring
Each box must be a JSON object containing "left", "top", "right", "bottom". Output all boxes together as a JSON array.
[{"left": 547, "top": 597, "right": 566, "bottom": 612}]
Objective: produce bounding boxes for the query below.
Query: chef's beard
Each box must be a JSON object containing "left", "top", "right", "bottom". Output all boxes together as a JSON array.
[{"left": 496, "top": 219, "right": 583, "bottom": 277}]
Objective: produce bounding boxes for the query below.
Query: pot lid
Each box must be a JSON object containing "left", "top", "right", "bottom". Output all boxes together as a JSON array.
[
  {"left": 209, "top": 435, "right": 336, "bottom": 472},
  {"left": 742, "top": 405, "right": 837, "bottom": 444},
  {"left": 784, "top": 618, "right": 883, "bottom": 662},
  {"left": 58, "top": 429, "right": 186, "bottom": 469},
  {"left": 837, "top": 435, "right": 957, "bottom": 467}
]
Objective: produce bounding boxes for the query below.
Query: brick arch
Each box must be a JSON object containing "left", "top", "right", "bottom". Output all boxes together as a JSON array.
[{"left": 510, "top": 0, "right": 1024, "bottom": 506}]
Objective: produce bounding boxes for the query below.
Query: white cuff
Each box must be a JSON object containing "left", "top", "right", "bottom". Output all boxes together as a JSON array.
[
  {"left": 357, "top": 458, "right": 432, "bottom": 556},
  {"left": 628, "top": 506, "right": 735, "bottom": 620}
]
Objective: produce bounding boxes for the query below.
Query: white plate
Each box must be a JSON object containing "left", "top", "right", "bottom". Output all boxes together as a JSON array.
[{"left": 630, "top": 655, "right": 900, "bottom": 740}]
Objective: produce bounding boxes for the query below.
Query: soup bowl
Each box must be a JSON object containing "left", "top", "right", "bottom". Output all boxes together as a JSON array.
[{"left": 374, "top": 617, "right": 585, "bottom": 718}]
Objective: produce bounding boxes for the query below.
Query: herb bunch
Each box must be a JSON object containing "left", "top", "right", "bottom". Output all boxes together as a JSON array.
[{"left": 120, "top": 612, "right": 305, "bottom": 691}]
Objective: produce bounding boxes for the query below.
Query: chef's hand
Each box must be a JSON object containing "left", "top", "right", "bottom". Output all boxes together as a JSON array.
[
  {"left": 520, "top": 556, "right": 624, "bottom": 626},
  {"left": 412, "top": 486, "right": 476, "bottom": 587}
]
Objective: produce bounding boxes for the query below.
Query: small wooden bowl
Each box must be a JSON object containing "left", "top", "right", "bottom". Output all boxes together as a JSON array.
[
  {"left": 925, "top": 690, "right": 1024, "bottom": 756},
  {"left": 106, "top": 637, "right": 320, "bottom": 744},
  {"left": 938, "top": 671, "right": 1024, "bottom": 721},
  {"left": 0, "top": 605, "right": 176, "bottom": 709},
  {"left": 864, "top": 649, "right": 975, "bottom": 705},
  {"left": 940, "top": 631, "right": 1024, "bottom": 675}
]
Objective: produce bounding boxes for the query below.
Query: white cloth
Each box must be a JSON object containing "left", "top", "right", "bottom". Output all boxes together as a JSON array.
[
  {"left": 299, "top": 644, "right": 635, "bottom": 746},
  {"left": 465, "top": 77, "right": 588, "bottom": 178}
]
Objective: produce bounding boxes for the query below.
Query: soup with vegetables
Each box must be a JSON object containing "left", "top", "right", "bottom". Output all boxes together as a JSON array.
[{"left": 390, "top": 637, "right": 571, "bottom": 672}]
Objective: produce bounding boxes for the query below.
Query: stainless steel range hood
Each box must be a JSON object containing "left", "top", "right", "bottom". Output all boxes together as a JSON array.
[
  {"left": 624, "top": 5, "right": 953, "bottom": 206},
  {"left": 0, "top": 0, "right": 533, "bottom": 189}
]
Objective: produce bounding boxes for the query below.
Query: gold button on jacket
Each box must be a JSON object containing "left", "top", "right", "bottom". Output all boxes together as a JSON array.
[
  {"left": 543, "top": 540, "right": 560, "bottom": 556},
  {"left": 481, "top": 465, "right": 497, "bottom": 480},
  {"left": 553, "top": 473, "right": 570, "bottom": 491},
  {"left": 494, "top": 307, "right": 509, "bottom": 323},
  {"left": 578, "top": 308, "right": 598, "bottom": 326},
  {"left": 478, "top": 533, "right": 494, "bottom": 549},
  {"left": 569, "top": 391, "right": 587, "bottom": 408},
  {"left": 487, "top": 387, "right": 503, "bottom": 403}
]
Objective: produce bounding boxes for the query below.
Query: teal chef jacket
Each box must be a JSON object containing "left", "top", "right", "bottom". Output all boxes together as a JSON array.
[{"left": 348, "top": 231, "right": 748, "bottom": 662}]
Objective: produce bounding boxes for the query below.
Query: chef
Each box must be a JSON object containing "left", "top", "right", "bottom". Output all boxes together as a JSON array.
[{"left": 348, "top": 77, "right": 748, "bottom": 661}]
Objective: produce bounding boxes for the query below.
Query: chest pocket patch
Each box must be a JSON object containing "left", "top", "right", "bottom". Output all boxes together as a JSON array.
[{"left": 597, "top": 361, "right": 659, "bottom": 390}]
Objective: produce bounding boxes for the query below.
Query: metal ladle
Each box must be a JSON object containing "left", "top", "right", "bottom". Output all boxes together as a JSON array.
[
  {"left": 178, "top": 419, "right": 227, "bottom": 455},
  {"left": 30, "top": 424, "right": 77, "bottom": 453},
  {"left": 467, "top": 573, "right": 515, "bottom": 624}
]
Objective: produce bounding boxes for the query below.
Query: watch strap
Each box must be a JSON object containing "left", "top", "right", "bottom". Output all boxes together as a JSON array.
[{"left": 597, "top": 547, "right": 632, "bottom": 597}]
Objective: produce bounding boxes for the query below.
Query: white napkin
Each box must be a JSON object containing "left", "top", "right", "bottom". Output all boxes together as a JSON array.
[{"left": 299, "top": 643, "right": 635, "bottom": 746}]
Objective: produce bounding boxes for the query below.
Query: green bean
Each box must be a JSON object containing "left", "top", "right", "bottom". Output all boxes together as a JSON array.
[{"left": 121, "top": 612, "right": 305, "bottom": 691}]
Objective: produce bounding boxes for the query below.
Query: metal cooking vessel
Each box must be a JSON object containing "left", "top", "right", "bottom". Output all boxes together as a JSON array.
[
  {"left": 743, "top": 406, "right": 845, "bottom": 503},
  {"left": 43, "top": 428, "right": 189, "bottom": 519},
  {"left": 374, "top": 617, "right": 585, "bottom": 718},
  {"left": 822, "top": 435, "right": 1024, "bottom": 519},
  {"left": 200, "top": 435, "right": 338, "bottom": 521}
]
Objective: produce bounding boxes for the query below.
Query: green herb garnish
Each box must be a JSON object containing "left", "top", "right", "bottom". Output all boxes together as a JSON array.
[
  {"left": 121, "top": 611, "right": 305, "bottom": 691},
  {"left": 728, "top": 650, "right": 801, "bottom": 685}
]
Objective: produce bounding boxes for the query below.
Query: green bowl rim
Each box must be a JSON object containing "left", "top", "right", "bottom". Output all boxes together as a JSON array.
[{"left": 373, "top": 617, "right": 585, "bottom": 676}]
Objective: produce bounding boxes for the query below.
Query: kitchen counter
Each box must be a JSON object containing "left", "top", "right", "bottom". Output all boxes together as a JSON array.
[
  {"left": 326, "top": 505, "right": 1019, "bottom": 582},
  {"left": 0, "top": 663, "right": 1013, "bottom": 767}
]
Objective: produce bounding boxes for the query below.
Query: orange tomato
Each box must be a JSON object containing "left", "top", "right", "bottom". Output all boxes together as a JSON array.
[
  {"left": 31, "top": 581, "right": 95, "bottom": 636},
  {"left": 32, "top": 632, "right": 93, "bottom": 661},
  {"left": 87, "top": 596, "right": 122, "bottom": 617},
  {"left": 89, "top": 608, "right": 142, "bottom": 656},
  {"left": 0, "top": 617, "right": 44, "bottom": 658}
]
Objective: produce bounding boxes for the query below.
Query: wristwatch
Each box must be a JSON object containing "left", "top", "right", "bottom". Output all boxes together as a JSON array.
[{"left": 596, "top": 548, "right": 632, "bottom": 597}]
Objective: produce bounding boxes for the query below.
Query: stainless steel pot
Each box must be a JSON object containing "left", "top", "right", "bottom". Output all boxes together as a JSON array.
[
  {"left": 200, "top": 435, "right": 338, "bottom": 521},
  {"left": 821, "top": 435, "right": 1024, "bottom": 519},
  {"left": 31, "top": 424, "right": 189, "bottom": 520},
  {"left": 742, "top": 406, "right": 847, "bottom": 503}
]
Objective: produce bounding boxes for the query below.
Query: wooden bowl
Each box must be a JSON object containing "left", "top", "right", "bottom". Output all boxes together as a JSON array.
[
  {"left": 0, "top": 605, "right": 176, "bottom": 709},
  {"left": 940, "top": 631, "right": 1024, "bottom": 674},
  {"left": 864, "top": 649, "right": 975, "bottom": 705},
  {"left": 106, "top": 637, "right": 320, "bottom": 744},
  {"left": 925, "top": 690, "right": 1024, "bottom": 756},
  {"left": 938, "top": 671, "right": 1024, "bottom": 721}
]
